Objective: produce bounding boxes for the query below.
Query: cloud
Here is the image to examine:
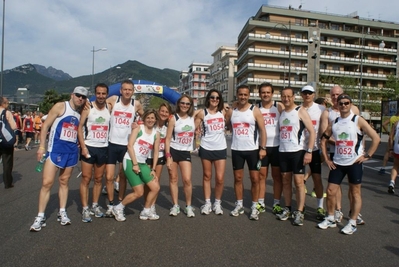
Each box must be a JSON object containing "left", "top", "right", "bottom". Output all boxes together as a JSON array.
[{"left": 2, "top": 0, "right": 398, "bottom": 77}]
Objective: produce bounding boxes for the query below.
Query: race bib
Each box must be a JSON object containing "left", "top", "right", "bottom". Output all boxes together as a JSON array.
[
  {"left": 60, "top": 122, "right": 78, "bottom": 143},
  {"left": 280, "top": 126, "right": 293, "bottom": 142},
  {"left": 137, "top": 139, "right": 153, "bottom": 157},
  {"left": 262, "top": 113, "right": 277, "bottom": 127},
  {"left": 206, "top": 118, "right": 224, "bottom": 132},
  {"left": 113, "top": 111, "right": 132, "bottom": 128},
  {"left": 177, "top": 132, "right": 194, "bottom": 145},
  {"left": 335, "top": 140, "right": 353, "bottom": 158},
  {"left": 91, "top": 125, "right": 108, "bottom": 142},
  {"left": 159, "top": 138, "right": 165, "bottom": 150},
  {"left": 232, "top": 122, "right": 250, "bottom": 137}
]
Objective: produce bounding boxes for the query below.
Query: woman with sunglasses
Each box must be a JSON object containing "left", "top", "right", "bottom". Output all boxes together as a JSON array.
[
  {"left": 111, "top": 109, "right": 160, "bottom": 222},
  {"left": 194, "top": 89, "right": 227, "bottom": 215},
  {"left": 165, "top": 94, "right": 197, "bottom": 217},
  {"left": 141, "top": 102, "right": 173, "bottom": 218}
]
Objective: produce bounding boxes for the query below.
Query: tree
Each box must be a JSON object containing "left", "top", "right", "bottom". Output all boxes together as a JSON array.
[
  {"left": 38, "top": 89, "right": 70, "bottom": 114},
  {"left": 384, "top": 74, "right": 399, "bottom": 99}
]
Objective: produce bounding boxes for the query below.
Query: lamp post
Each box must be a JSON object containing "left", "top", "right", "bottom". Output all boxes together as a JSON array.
[
  {"left": 266, "top": 21, "right": 291, "bottom": 87},
  {"left": 91, "top": 46, "right": 107, "bottom": 92},
  {"left": 358, "top": 27, "right": 385, "bottom": 113},
  {"left": 1, "top": 0, "right": 5, "bottom": 96}
]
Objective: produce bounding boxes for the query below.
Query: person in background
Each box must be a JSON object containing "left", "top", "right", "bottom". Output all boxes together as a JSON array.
[
  {"left": 30, "top": 86, "right": 88, "bottom": 232},
  {"left": 22, "top": 111, "right": 34, "bottom": 151},
  {"left": 12, "top": 111, "right": 22, "bottom": 149},
  {"left": 380, "top": 110, "right": 399, "bottom": 178},
  {"left": 34, "top": 112, "right": 43, "bottom": 144},
  {"left": 0, "top": 97, "right": 17, "bottom": 189}
]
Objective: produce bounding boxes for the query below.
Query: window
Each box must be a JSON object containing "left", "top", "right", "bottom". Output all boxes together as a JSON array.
[
  {"left": 319, "top": 22, "right": 327, "bottom": 29},
  {"left": 320, "top": 64, "right": 326, "bottom": 69},
  {"left": 332, "top": 51, "right": 340, "bottom": 57},
  {"left": 331, "top": 24, "right": 340, "bottom": 30},
  {"left": 295, "top": 18, "right": 304, "bottom": 26},
  {"left": 332, "top": 37, "right": 341, "bottom": 43},
  {"left": 332, "top": 64, "right": 340, "bottom": 71},
  {"left": 295, "top": 33, "right": 302, "bottom": 38}
]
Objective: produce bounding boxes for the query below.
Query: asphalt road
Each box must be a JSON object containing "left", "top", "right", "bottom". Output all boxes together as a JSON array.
[{"left": 0, "top": 140, "right": 398, "bottom": 267}]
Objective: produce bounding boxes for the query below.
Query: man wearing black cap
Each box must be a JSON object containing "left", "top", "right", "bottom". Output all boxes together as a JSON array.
[
  {"left": 30, "top": 86, "right": 88, "bottom": 232},
  {"left": 318, "top": 94, "right": 380, "bottom": 235},
  {"left": 300, "top": 85, "right": 326, "bottom": 220}
]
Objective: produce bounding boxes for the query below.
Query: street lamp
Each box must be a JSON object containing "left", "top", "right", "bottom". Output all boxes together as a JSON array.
[
  {"left": 266, "top": 21, "right": 292, "bottom": 87},
  {"left": 91, "top": 46, "right": 107, "bottom": 92},
  {"left": 1, "top": 0, "right": 5, "bottom": 96},
  {"left": 358, "top": 27, "right": 385, "bottom": 113},
  {"left": 309, "top": 30, "right": 319, "bottom": 91}
]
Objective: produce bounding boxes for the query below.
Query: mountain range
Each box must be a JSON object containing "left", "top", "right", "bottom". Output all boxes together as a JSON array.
[{"left": 2, "top": 60, "right": 180, "bottom": 97}]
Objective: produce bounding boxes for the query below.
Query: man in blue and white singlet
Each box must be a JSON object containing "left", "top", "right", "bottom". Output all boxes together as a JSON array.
[
  {"left": 30, "top": 86, "right": 88, "bottom": 232},
  {"left": 318, "top": 94, "right": 379, "bottom": 235}
]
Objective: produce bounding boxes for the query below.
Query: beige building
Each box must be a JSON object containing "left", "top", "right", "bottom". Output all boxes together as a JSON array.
[
  {"left": 208, "top": 46, "right": 237, "bottom": 105},
  {"left": 236, "top": 5, "right": 399, "bottom": 115},
  {"left": 179, "top": 63, "right": 211, "bottom": 109}
]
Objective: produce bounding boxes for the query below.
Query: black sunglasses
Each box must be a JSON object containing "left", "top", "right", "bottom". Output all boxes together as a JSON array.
[
  {"left": 338, "top": 101, "right": 351, "bottom": 106},
  {"left": 210, "top": 96, "right": 220, "bottom": 100},
  {"left": 75, "top": 93, "right": 87, "bottom": 100},
  {"left": 301, "top": 91, "right": 314, "bottom": 95}
]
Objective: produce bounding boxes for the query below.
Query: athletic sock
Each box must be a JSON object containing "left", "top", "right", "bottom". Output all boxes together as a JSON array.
[{"left": 258, "top": 198, "right": 265, "bottom": 205}]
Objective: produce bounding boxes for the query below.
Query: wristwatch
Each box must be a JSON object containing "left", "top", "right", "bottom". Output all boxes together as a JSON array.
[
  {"left": 260, "top": 146, "right": 267, "bottom": 150},
  {"left": 364, "top": 153, "right": 371, "bottom": 159},
  {"left": 306, "top": 148, "right": 313, "bottom": 153}
]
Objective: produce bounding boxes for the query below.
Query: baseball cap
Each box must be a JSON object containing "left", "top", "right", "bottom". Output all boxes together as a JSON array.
[
  {"left": 73, "top": 86, "right": 88, "bottom": 97},
  {"left": 301, "top": 85, "right": 315, "bottom": 93}
]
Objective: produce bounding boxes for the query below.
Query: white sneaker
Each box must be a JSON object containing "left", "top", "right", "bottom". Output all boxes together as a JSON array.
[
  {"left": 105, "top": 205, "right": 113, "bottom": 217},
  {"left": 334, "top": 210, "right": 343, "bottom": 223},
  {"left": 185, "top": 206, "right": 195, "bottom": 218},
  {"left": 213, "top": 202, "right": 223, "bottom": 215},
  {"left": 200, "top": 203, "right": 212, "bottom": 215},
  {"left": 112, "top": 207, "right": 126, "bottom": 222},
  {"left": 341, "top": 222, "right": 357, "bottom": 235},
  {"left": 249, "top": 207, "right": 259, "bottom": 221},
  {"left": 169, "top": 205, "right": 180, "bottom": 216},
  {"left": 57, "top": 211, "right": 71, "bottom": 226},
  {"left": 139, "top": 209, "right": 160, "bottom": 220},
  {"left": 318, "top": 218, "right": 337, "bottom": 229},
  {"left": 230, "top": 202, "right": 244, "bottom": 217},
  {"left": 30, "top": 216, "right": 46, "bottom": 232},
  {"left": 114, "top": 181, "right": 119, "bottom": 192}
]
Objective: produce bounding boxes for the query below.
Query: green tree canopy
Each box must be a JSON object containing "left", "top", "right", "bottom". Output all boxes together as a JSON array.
[{"left": 39, "top": 89, "right": 70, "bottom": 114}]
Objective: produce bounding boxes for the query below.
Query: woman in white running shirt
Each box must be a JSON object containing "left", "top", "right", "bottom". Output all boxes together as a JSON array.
[
  {"left": 195, "top": 89, "right": 227, "bottom": 215},
  {"left": 165, "top": 95, "right": 198, "bottom": 218}
]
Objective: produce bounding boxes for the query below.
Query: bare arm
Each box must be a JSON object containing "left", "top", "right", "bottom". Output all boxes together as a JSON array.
[
  {"left": 357, "top": 117, "right": 380, "bottom": 162},
  {"left": 77, "top": 108, "right": 90, "bottom": 158},
  {"left": 135, "top": 100, "right": 144, "bottom": 116},
  {"left": 6, "top": 111, "right": 17, "bottom": 130},
  {"left": 127, "top": 126, "right": 141, "bottom": 174},
  {"left": 299, "top": 107, "right": 315, "bottom": 165},
  {"left": 320, "top": 123, "right": 335, "bottom": 170},
  {"left": 165, "top": 116, "right": 176, "bottom": 169}
]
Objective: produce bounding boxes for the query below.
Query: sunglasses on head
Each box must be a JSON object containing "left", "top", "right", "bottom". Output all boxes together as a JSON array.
[
  {"left": 338, "top": 101, "right": 351, "bottom": 106},
  {"left": 75, "top": 93, "right": 87, "bottom": 100},
  {"left": 210, "top": 96, "right": 220, "bottom": 100},
  {"left": 179, "top": 101, "right": 191, "bottom": 106}
]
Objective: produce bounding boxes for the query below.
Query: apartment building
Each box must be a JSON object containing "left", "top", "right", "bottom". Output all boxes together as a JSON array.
[
  {"left": 236, "top": 5, "right": 399, "bottom": 115},
  {"left": 207, "top": 46, "right": 238, "bottom": 105},
  {"left": 179, "top": 62, "right": 211, "bottom": 108}
]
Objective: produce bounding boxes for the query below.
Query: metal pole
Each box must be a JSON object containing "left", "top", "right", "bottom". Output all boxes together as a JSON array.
[
  {"left": 1, "top": 0, "right": 5, "bottom": 96},
  {"left": 288, "top": 21, "right": 291, "bottom": 87},
  {"left": 91, "top": 46, "right": 95, "bottom": 94},
  {"left": 359, "top": 27, "right": 364, "bottom": 113}
]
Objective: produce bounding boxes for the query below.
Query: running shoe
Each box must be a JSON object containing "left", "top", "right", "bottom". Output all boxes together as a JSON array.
[
  {"left": 81, "top": 208, "right": 92, "bottom": 223},
  {"left": 341, "top": 223, "right": 357, "bottom": 235},
  {"left": 272, "top": 204, "right": 283, "bottom": 215},
  {"left": 316, "top": 207, "right": 326, "bottom": 221},
  {"left": 388, "top": 181, "right": 395, "bottom": 194},
  {"left": 230, "top": 202, "right": 244, "bottom": 217},
  {"left": 276, "top": 207, "right": 291, "bottom": 221},
  {"left": 256, "top": 202, "right": 266, "bottom": 213},
  {"left": 356, "top": 213, "right": 365, "bottom": 225},
  {"left": 249, "top": 207, "right": 259, "bottom": 221},
  {"left": 378, "top": 168, "right": 386, "bottom": 175},
  {"left": 105, "top": 205, "right": 114, "bottom": 218},
  {"left": 139, "top": 209, "right": 160, "bottom": 220},
  {"left": 185, "top": 206, "right": 195, "bottom": 218},
  {"left": 30, "top": 216, "right": 46, "bottom": 232},
  {"left": 169, "top": 205, "right": 180, "bottom": 216},
  {"left": 112, "top": 207, "right": 126, "bottom": 222},
  {"left": 334, "top": 210, "right": 343, "bottom": 223},
  {"left": 200, "top": 203, "right": 212, "bottom": 215},
  {"left": 318, "top": 218, "right": 337, "bottom": 229},
  {"left": 101, "top": 186, "right": 107, "bottom": 195},
  {"left": 57, "top": 211, "right": 71, "bottom": 226},
  {"left": 293, "top": 211, "right": 304, "bottom": 226},
  {"left": 311, "top": 189, "right": 317, "bottom": 198},
  {"left": 90, "top": 205, "right": 105, "bottom": 218},
  {"left": 213, "top": 203, "right": 223, "bottom": 215},
  {"left": 151, "top": 205, "right": 158, "bottom": 217}
]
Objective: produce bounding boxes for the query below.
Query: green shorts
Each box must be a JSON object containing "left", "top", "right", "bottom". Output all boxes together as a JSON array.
[{"left": 123, "top": 158, "right": 154, "bottom": 187}]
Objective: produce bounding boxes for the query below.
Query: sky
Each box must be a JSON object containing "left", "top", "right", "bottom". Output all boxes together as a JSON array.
[{"left": 2, "top": 0, "right": 398, "bottom": 78}]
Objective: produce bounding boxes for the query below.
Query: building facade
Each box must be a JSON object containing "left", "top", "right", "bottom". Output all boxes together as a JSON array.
[
  {"left": 207, "top": 46, "right": 237, "bottom": 105},
  {"left": 236, "top": 5, "right": 399, "bottom": 115},
  {"left": 179, "top": 63, "right": 211, "bottom": 109}
]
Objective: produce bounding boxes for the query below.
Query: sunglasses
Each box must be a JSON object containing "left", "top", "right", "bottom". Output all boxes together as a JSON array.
[
  {"left": 210, "top": 96, "right": 220, "bottom": 100},
  {"left": 179, "top": 101, "right": 191, "bottom": 106},
  {"left": 75, "top": 93, "right": 87, "bottom": 100},
  {"left": 301, "top": 91, "right": 314, "bottom": 95},
  {"left": 338, "top": 101, "right": 351, "bottom": 106}
]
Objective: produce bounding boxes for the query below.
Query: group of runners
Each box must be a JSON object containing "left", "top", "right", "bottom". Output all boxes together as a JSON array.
[{"left": 29, "top": 80, "right": 381, "bottom": 235}]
